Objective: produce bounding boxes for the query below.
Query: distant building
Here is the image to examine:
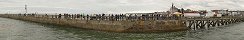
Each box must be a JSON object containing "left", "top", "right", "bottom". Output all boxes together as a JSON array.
[
  {"left": 211, "top": 10, "right": 229, "bottom": 16},
  {"left": 169, "top": 3, "right": 179, "bottom": 14},
  {"left": 229, "top": 10, "right": 244, "bottom": 16},
  {"left": 181, "top": 9, "right": 207, "bottom": 17},
  {"left": 184, "top": 9, "right": 199, "bottom": 13},
  {"left": 168, "top": 3, "right": 185, "bottom": 14}
]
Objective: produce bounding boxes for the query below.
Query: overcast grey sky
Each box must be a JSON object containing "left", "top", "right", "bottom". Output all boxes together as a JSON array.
[{"left": 0, "top": 0, "right": 244, "bottom": 14}]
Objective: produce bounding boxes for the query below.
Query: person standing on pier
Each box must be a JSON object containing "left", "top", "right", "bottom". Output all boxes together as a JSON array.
[
  {"left": 86, "top": 15, "right": 89, "bottom": 20},
  {"left": 58, "top": 14, "right": 62, "bottom": 18},
  {"left": 102, "top": 14, "right": 105, "bottom": 20}
]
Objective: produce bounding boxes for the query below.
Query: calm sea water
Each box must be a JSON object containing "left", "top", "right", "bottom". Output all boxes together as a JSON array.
[{"left": 0, "top": 17, "right": 244, "bottom": 40}]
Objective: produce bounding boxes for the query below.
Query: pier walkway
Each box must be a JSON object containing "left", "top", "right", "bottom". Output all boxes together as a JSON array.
[{"left": 0, "top": 14, "right": 243, "bottom": 32}]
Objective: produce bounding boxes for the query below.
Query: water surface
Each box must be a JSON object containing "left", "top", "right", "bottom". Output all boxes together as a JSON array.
[{"left": 0, "top": 17, "right": 244, "bottom": 40}]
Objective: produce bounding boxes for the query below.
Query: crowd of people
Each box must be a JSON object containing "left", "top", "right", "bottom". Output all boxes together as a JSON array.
[{"left": 17, "top": 13, "right": 181, "bottom": 21}]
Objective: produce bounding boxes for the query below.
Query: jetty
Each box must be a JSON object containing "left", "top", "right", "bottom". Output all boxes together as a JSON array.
[
  {"left": 0, "top": 4, "right": 243, "bottom": 32},
  {"left": 0, "top": 13, "right": 243, "bottom": 32},
  {"left": 0, "top": 14, "right": 187, "bottom": 32}
]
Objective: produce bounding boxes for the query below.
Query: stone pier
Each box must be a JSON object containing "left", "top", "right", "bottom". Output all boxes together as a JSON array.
[{"left": 0, "top": 14, "right": 187, "bottom": 32}]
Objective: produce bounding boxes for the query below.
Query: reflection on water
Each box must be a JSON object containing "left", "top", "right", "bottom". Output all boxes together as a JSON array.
[{"left": 0, "top": 17, "right": 244, "bottom": 40}]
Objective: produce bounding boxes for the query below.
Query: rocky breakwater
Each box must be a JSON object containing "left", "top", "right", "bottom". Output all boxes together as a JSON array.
[{"left": 0, "top": 14, "right": 187, "bottom": 32}]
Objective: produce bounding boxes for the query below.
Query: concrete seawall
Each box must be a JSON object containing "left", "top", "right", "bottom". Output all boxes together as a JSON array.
[{"left": 0, "top": 14, "right": 187, "bottom": 32}]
